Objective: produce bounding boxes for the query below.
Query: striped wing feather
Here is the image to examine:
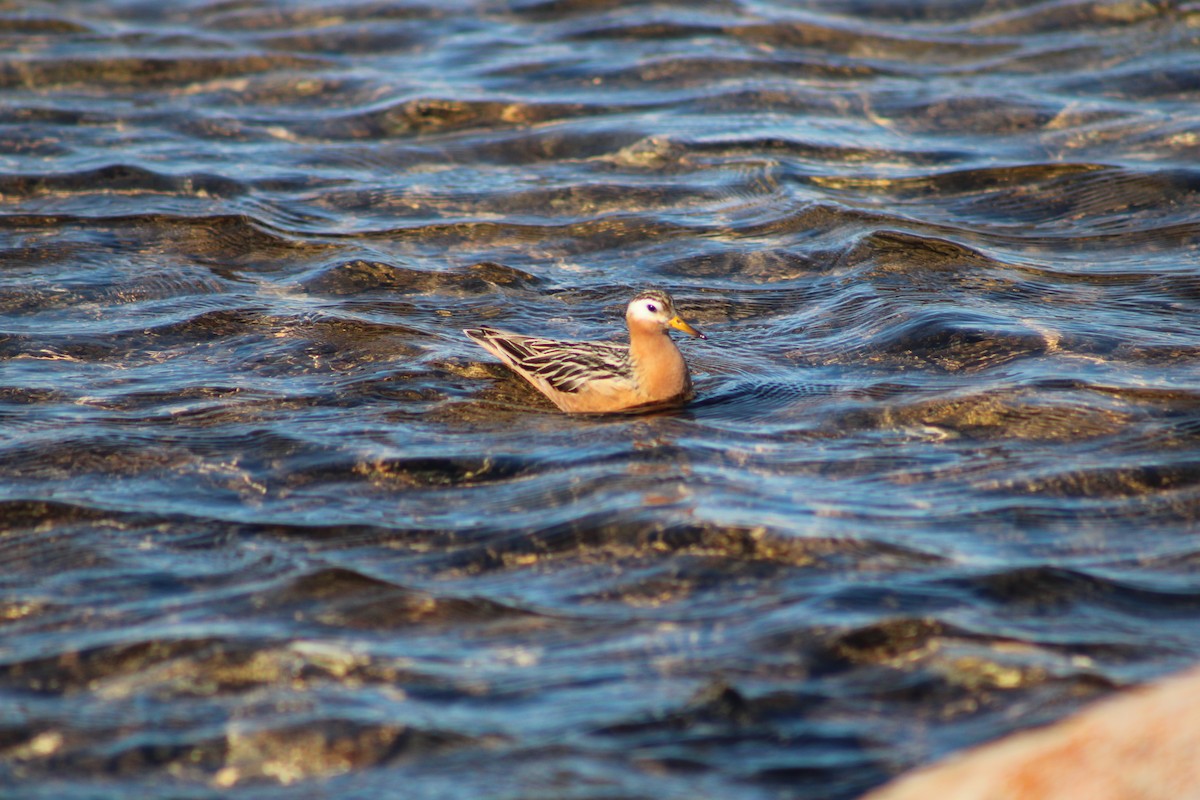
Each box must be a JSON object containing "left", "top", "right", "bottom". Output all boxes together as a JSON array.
[{"left": 466, "top": 328, "right": 630, "bottom": 394}]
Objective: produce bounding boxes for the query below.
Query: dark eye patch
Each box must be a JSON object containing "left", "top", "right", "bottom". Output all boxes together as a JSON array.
[{"left": 646, "top": 303, "right": 658, "bottom": 312}]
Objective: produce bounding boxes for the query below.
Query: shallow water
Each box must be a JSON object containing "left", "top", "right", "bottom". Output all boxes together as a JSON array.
[{"left": 3, "top": 1, "right": 1200, "bottom": 797}]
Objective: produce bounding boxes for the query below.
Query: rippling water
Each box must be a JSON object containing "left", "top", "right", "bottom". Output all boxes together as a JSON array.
[{"left": 4, "top": 1, "right": 1200, "bottom": 797}]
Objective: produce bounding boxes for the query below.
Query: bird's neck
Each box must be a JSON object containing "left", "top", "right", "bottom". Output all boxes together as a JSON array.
[{"left": 628, "top": 328, "right": 690, "bottom": 401}]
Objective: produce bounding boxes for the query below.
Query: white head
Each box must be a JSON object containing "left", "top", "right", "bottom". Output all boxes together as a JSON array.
[{"left": 626, "top": 289, "right": 705, "bottom": 338}]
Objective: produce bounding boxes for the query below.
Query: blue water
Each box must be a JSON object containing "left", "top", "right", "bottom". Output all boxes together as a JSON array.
[{"left": 3, "top": 1, "right": 1200, "bottom": 798}]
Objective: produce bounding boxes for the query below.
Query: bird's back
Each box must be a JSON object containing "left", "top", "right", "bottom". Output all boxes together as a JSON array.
[{"left": 464, "top": 327, "right": 636, "bottom": 410}]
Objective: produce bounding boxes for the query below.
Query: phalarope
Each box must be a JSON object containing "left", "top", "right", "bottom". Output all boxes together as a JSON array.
[{"left": 464, "top": 289, "right": 706, "bottom": 413}]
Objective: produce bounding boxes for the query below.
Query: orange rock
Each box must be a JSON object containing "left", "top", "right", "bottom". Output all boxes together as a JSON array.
[{"left": 863, "top": 665, "right": 1200, "bottom": 800}]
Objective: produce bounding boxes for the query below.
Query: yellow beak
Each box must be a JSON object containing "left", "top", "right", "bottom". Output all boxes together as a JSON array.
[{"left": 668, "top": 315, "right": 706, "bottom": 339}]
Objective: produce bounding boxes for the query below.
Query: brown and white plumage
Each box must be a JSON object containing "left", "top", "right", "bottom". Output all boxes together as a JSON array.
[{"left": 463, "top": 289, "right": 706, "bottom": 414}]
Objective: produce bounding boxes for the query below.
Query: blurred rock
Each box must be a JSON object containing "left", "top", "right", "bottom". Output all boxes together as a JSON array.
[{"left": 863, "top": 665, "right": 1200, "bottom": 800}]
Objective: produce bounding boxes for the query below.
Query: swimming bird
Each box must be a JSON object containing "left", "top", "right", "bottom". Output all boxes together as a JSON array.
[{"left": 463, "top": 289, "right": 706, "bottom": 414}]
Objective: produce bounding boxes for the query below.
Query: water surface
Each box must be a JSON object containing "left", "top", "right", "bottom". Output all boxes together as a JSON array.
[{"left": 3, "top": 1, "right": 1200, "bottom": 798}]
